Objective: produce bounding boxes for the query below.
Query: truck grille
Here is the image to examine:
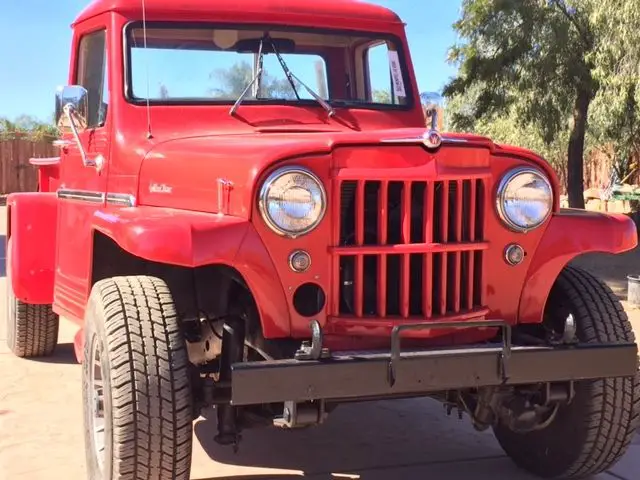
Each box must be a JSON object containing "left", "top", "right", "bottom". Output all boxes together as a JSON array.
[{"left": 331, "top": 177, "right": 487, "bottom": 319}]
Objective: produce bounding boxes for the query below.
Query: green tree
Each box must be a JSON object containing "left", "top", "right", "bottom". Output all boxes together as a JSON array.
[
  {"left": 588, "top": 1, "right": 640, "bottom": 183},
  {"left": 373, "top": 89, "right": 391, "bottom": 103},
  {"left": 446, "top": 84, "right": 572, "bottom": 190},
  {"left": 444, "top": 0, "right": 599, "bottom": 208},
  {"left": 0, "top": 115, "right": 56, "bottom": 140},
  {"left": 209, "top": 60, "right": 299, "bottom": 99}
]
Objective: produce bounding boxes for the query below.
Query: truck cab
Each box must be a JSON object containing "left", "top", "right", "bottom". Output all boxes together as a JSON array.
[{"left": 6, "top": 1, "right": 640, "bottom": 479}]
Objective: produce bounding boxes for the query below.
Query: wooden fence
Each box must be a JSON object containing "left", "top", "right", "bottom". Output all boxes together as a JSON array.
[{"left": 0, "top": 136, "right": 56, "bottom": 194}]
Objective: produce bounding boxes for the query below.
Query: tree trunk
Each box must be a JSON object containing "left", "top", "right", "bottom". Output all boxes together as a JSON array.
[{"left": 566, "top": 89, "right": 591, "bottom": 209}]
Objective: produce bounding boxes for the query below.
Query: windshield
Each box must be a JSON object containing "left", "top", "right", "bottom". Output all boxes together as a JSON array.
[{"left": 125, "top": 23, "right": 412, "bottom": 109}]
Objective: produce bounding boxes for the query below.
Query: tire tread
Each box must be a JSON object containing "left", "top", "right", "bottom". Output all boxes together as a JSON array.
[
  {"left": 495, "top": 265, "right": 640, "bottom": 479},
  {"left": 9, "top": 298, "right": 58, "bottom": 358},
  {"left": 92, "top": 276, "right": 192, "bottom": 480}
]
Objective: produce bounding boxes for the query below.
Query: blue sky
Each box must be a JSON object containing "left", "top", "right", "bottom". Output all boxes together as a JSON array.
[{"left": 0, "top": 0, "right": 461, "bottom": 121}]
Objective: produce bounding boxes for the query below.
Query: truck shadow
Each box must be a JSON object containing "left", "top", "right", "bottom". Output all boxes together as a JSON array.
[
  {"left": 193, "top": 398, "right": 506, "bottom": 479},
  {"left": 29, "top": 342, "right": 78, "bottom": 364}
]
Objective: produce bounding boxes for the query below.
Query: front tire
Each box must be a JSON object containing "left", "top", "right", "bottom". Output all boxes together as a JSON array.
[
  {"left": 5, "top": 237, "right": 59, "bottom": 357},
  {"left": 83, "top": 276, "right": 193, "bottom": 480},
  {"left": 494, "top": 265, "right": 640, "bottom": 479}
]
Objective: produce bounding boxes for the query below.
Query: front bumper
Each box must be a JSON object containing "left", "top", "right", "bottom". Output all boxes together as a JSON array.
[{"left": 230, "top": 320, "right": 638, "bottom": 406}]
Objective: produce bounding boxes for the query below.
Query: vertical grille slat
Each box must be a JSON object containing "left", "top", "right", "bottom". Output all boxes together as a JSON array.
[
  {"left": 336, "top": 175, "right": 487, "bottom": 320},
  {"left": 377, "top": 181, "right": 388, "bottom": 316},
  {"left": 400, "top": 183, "right": 412, "bottom": 318},
  {"left": 453, "top": 181, "right": 463, "bottom": 312},
  {"left": 423, "top": 182, "right": 434, "bottom": 318},
  {"left": 438, "top": 181, "right": 449, "bottom": 316},
  {"left": 355, "top": 181, "right": 365, "bottom": 246},
  {"left": 332, "top": 179, "right": 343, "bottom": 316}
]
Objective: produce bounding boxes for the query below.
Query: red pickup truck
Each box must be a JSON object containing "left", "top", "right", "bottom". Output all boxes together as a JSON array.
[{"left": 6, "top": 0, "right": 639, "bottom": 479}]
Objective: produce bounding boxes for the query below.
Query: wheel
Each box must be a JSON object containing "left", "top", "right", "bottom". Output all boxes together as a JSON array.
[
  {"left": 494, "top": 265, "right": 640, "bottom": 479},
  {"left": 83, "top": 276, "right": 193, "bottom": 480},
  {"left": 5, "top": 237, "right": 59, "bottom": 357}
]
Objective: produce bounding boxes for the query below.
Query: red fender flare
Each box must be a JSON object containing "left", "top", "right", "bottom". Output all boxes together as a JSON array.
[{"left": 518, "top": 209, "right": 638, "bottom": 324}]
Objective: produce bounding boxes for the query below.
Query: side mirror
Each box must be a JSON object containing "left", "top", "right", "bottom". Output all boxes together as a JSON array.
[
  {"left": 55, "top": 85, "right": 89, "bottom": 135},
  {"left": 53, "top": 85, "right": 103, "bottom": 172},
  {"left": 420, "top": 92, "right": 444, "bottom": 131}
]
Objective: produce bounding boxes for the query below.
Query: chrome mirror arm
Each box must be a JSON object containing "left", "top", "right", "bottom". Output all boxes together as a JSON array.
[{"left": 62, "top": 103, "right": 104, "bottom": 173}]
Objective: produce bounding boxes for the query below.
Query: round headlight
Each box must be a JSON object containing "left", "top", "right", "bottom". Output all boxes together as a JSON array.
[
  {"left": 259, "top": 166, "right": 326, "bottom": 237},
  {"left": 496, "top": 167, "right": 553, "bottom": 232}
]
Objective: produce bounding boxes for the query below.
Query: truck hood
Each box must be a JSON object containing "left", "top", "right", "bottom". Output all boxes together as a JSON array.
[{"left": 136, "top": 128, "right": 544, "bottom": 217}]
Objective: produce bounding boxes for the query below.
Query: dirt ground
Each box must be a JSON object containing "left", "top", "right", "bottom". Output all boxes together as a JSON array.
[{"left": 1, "top": 205, "right": 639, "bottom": 480}]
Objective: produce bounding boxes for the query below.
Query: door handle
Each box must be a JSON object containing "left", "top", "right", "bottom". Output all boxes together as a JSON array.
[{"left": 53, "top": 139, "right": 73, "bottom": 149}]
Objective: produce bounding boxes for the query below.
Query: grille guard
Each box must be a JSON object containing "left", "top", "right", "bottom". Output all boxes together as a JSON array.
[
  {"left": 388, "top": 319, "right": 512, "bottom": 387},
  {"left": 229, "top": 319, "right": 639, "bottom": 406}
]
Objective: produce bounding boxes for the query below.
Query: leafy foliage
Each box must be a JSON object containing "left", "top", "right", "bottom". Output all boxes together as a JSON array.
[
  {"left": 442, "top": 1, "right": 640, "bottom": 209},
  {"left": 373, "top": 89, "right": 392, "bottom": 104},
  {"left": 443, "top": 0, "right": 605, "bottom": 207},
  {"left": 0, "top": 115, "right": 57, "bottom": 140},
  {"left": 209, "top": 60, "right": 300, "bottom": 99}
]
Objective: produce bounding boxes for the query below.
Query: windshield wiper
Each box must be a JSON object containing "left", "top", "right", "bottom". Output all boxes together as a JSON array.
[
  {"left": 229, "top": 38, "right": 265, "bottom": 116},
  {"left": 230, "top": 34, "right": 336, "bottom": 118},
  {"left": 267, "top": 36, "right": 336, "bottom": 118}
]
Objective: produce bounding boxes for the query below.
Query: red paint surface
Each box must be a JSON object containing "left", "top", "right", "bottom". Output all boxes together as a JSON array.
[
  {"left": 518, "top": 210, "right": 638, "bottom": 323},
  {"left": 7, "top": 193, "right": 58, "bottom": 305}
]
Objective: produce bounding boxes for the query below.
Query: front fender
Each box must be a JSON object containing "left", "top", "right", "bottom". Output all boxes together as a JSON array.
[
  {"left": 7, "top": 192, "right": 58, "bottom": 304},
  {"left": 92, "top": 207, "right": 291, "bottom": 338},
  {"left": 518, "top": 209, "right": 638, "bottom": 324},
  {"left": 92, "top": 207, "right": 249, "bottom": 267}
]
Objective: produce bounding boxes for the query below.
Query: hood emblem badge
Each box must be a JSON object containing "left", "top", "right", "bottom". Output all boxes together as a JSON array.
[{"left": 423, "top": 130, "right": 442, "bottom": 149}]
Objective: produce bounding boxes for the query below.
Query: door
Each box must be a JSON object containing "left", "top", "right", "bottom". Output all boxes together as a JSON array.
[{"left": 54, "top": 27, "right": 110, "bottom": 321}]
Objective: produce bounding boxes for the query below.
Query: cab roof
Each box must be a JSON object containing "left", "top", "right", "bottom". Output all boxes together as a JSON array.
[{"left": 74, "top": 0, "right": 403, "bottom": 27}]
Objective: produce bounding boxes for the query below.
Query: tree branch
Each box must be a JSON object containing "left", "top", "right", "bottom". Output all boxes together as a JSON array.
[{"left": 550, "top": 0, "right": 593, "bottom": 49}]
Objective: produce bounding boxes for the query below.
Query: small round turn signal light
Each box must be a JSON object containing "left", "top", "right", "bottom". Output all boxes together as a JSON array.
[
  {"left": 504, "top": 244, "right": 525, "bottom": 266},
  {"left": 289, "top": 250, "right": 312, "bottom": 273}
]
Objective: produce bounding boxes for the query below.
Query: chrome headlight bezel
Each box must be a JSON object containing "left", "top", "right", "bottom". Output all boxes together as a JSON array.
[
  {"left": 258, "top": 166, "right": 327, "bottom": 238},
  {"left": 496, "top": 167, "right": 553, "bottom": 233}
]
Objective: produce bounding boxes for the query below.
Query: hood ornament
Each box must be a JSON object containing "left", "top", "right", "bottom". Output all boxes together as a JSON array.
[
  {"left": 421, "top": 91, "right": 444, "bottom": 150},
  {"left": 380, "top": 92, "right": 465, "bottom": 148}
]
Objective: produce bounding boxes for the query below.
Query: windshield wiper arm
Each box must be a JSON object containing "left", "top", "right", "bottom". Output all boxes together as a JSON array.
[
  {"left": 229, "top": 39, "right": 265, "bottom": 116},
  {"left": 267, "top": 37, "right": 336, "bottom": 118}
]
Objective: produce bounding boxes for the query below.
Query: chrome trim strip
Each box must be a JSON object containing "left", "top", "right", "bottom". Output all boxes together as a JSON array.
[
  {"left": 380, "top": 136, "right": 469, "bottom": 144},
  {"left": 57, "top": 189, "right": 105, "bottom": 203},
  {"left": 106, "top": 193, "right": 136, "bottom": 207}
]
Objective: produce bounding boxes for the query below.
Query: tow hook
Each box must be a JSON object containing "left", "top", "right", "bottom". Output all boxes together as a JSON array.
[{"left": 294, "top": 319, "right": 331, "bottom": 360}]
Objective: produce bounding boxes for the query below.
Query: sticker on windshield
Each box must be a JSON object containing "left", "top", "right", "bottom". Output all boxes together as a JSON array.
[{"left": 388, "top": 50, "right": 406, "bottom": 98}]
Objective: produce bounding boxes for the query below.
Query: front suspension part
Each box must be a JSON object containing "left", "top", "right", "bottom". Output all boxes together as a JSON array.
[{"left": 214, "top": 316, "right": 245, "bottom": 450}]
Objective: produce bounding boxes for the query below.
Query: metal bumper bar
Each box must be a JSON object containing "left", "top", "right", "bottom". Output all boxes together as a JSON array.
[
  {"left": 230, "top": 318, "right": 638, "bottom": 406},
  {"left": 231, "top": 343, "right": 637, "bottom": 405}
]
